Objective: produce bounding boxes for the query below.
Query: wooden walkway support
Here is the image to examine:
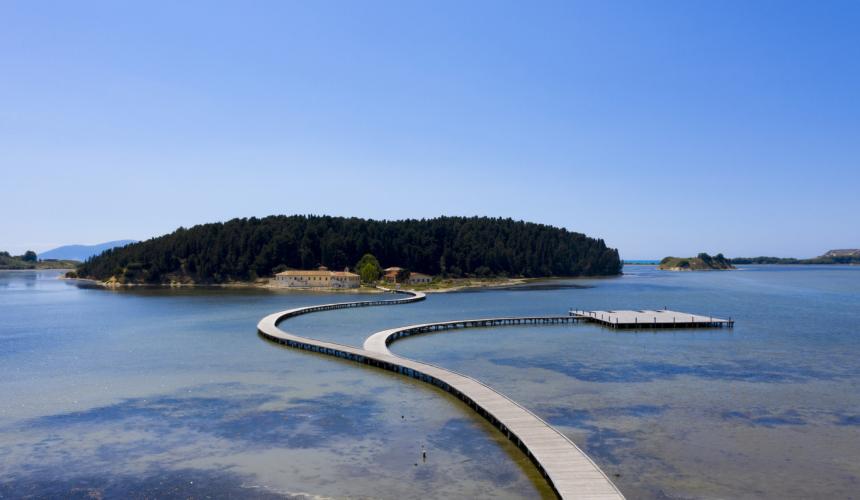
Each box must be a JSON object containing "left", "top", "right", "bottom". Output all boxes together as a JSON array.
[
  {"left": 570, "top": 309, "right": 734, "bottom": 329},
  {"left": 258, "top": 290, "right": 624, "bottom": 500}
]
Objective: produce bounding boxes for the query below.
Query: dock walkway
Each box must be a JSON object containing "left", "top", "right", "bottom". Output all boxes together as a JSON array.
[
  {"left": 570, "top": 309, "right": 733, "bottom": 329},
  {"left": 258, "top": 291, "right": 624, "bottom": 500}
]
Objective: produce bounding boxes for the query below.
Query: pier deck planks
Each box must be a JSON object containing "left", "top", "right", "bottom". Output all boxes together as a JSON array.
[
  {"left": 571, "top": 309, "right": 733, "bottom": 329},
  {"left": 258, "top": 291, "right": 624, "bottom": 500}
]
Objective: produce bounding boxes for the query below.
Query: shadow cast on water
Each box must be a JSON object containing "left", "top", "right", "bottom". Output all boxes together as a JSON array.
[
  {"left": 258, "top": 339, "right": 557, "bottom": 498},
  {"left": 427, "top": 418, "right": 527, "bottom": 487},
  {"left": 538, "top": 405, "right": 667, "bottom": 466}
]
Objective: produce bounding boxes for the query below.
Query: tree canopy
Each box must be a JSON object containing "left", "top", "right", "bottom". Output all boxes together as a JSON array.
[
  {"left": 395, "top": 268, "right": 411, "bottom": 283},
  {"left": 659, "top": 253, "right": 734, "bottom": 270},
  {"left": 356, "top": 253, "right": 382, "bottom": 283},
  {"left": 76, "top": 215, "right": 622, "bottom": 284}
]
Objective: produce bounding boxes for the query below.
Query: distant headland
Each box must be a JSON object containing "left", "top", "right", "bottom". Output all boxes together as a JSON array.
[
  {"left": 654, "top": 249, "right": 860, "bottom": 270},
  {"left": 0, "top": 251, "right": 78, "bottom": 270},
  {"left": 730, "top": 249, "right": 860, "bottom": 265},
  {"left": 39, "top": 240, "right": 137, "bottom": 262},
  {"left": 68, "top": 215, "right": 622, "bottom": 286},
  {"left": 659, "top": 253, "right": 735, "bottom": 271},
  {"left": 1, "top": 240, "right": 139, "bottom": 271}
]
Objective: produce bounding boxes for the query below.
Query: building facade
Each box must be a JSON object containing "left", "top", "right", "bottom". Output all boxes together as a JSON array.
[
  {"left": 382, "top": 267, "right": 403, "bottom": 283},
  {"left": 382, "top": 267, "right": 433, "bottom": 285},
  {"left": 274, "top": 266, "right": 360, "bottom": 288},
  {"left": 407, "top": 272, "right": 432, "bottom": 284}
]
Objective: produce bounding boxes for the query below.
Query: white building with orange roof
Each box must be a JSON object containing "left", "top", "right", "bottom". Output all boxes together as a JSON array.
[
  {"left": 382, "top": 267, "right": 433, "bottom": 285},
  {"left": 274, "top": 266, "right": 360, "bottom": 288}
]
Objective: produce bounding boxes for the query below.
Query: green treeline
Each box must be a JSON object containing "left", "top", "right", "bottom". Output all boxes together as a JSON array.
[
  {"left": 0, "top": 251, "right": 35, "bottom": 269},
  {"left": 730, "top": 256, "right": 860, "bottom": 265},
  {"left": 0, "top": 251, "right": 78, "bottom": 270},
  {"left": 659, "top": 253, "right": 734, "bottom": 270},
  {"left": 75, "top": 215, "right": 622, "bottom": 284}
]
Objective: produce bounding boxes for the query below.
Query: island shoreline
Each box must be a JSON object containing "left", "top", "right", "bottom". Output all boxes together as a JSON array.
[{"left": 59, "top": 274, "right": 615, "bottom": 293}]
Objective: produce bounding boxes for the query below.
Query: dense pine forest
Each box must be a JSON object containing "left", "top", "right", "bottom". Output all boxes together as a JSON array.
[{"left": 74, "top": 216, "right": 622, "bottom": 284}]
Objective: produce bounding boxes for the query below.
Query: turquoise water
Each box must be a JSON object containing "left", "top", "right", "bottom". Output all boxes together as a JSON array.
[{"left": 1, "top": 267, "right": 859, "bottom": 498}]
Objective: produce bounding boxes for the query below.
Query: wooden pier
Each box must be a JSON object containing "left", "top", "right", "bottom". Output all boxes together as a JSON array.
[
  {"left": 570, "top": 309, "right": 734, "bottom": 329},
  {"left": 258, "top": 291, "right": 624, "bottom": 500},
  {"left": 365, "top": 315, "right": 581, "bottom": 352}
]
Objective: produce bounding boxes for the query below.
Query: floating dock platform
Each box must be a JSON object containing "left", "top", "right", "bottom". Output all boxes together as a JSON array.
[{"left": 570, "top": 309, "right": 733, "bottom": 329}]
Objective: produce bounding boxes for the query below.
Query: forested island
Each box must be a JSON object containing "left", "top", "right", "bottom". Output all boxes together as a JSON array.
[
  {"left": 659, "top": 253, "right": 735, "bottom": 271},
  {"left": 72, "top": 215, "right": 622, "bottom": 285}
]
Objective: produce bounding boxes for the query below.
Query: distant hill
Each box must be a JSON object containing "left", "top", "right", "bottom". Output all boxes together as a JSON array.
[
  {"left": 39, "top": 240, "right": 137, "bottom": 262},
  {"left": 822, "top": 249, "right": 860, "bottom": 258},
  {"left": 731, "top": 249, "right": 860, "bottom": 265},
  {"left": 74, "top": 215, "right": 622, "bottom": 284},
  {"left": 659, "top": 253, "right": 735, "bottom": 271}
]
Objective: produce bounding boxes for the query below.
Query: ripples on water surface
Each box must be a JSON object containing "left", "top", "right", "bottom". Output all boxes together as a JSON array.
[{"left": 1, "top": 266, "right": 859, "bottom": 499}]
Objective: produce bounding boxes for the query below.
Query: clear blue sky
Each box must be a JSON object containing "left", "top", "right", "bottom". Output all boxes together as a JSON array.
[{"left": 2, "top": 1, "right": 858, "bottom": 259}]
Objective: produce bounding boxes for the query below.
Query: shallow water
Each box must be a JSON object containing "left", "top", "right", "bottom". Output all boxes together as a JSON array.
[
  {"left": 0, "top": 272, "right": 551, "bottom": 499},
  {"left": 393, "top": 266, "right": 860, "bottom": 498},
  {"left": 2, "top": 267, "right": 859, "bottom": 498}
]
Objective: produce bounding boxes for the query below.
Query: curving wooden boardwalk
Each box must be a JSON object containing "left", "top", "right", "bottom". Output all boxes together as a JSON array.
[{"left": 257, "top": 290, "right": 624, "bottom": 500}]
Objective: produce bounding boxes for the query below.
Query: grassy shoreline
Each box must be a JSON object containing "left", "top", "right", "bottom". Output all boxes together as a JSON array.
[
  {"left": 60, "top": 275, "right": 597, "bottom": 293},
  {"left": 0, "top": 261, "right": 80, "bottom": 271}
]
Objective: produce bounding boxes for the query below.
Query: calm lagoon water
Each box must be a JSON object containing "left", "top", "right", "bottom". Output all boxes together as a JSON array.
[{"left": 1, "top": 266, "right": 859, "bottom": 499}]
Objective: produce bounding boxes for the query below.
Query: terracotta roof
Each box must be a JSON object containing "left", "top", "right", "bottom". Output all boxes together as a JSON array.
[
  {"left": 276, "top": 270, "right": 332, "bottom": 277},
  {"left": 277, "top": 269, "right": 359, "bottom": 278}
]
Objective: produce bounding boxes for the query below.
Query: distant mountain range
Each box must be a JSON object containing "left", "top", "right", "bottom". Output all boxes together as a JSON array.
[{"left": 39, "top": 240, "right": 137, "bottom": 262}]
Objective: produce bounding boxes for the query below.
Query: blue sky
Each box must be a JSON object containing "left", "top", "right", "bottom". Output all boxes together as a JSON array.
[{"left": 2, "top": 1, "right": 858, "bottom": 259}]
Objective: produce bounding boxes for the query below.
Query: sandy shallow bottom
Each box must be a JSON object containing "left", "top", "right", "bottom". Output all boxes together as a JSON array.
[{"left": 2, "top": 266, "right": 860, "bottom": 498}]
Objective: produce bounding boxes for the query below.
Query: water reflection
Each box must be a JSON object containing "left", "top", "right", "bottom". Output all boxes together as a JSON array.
[
  {"left": 490, "top": 357, "right": 847, "bottom": 383},
  {"left": 4, "top": 267, "right": 860, "bottom": 499},
  {"left": 0, "top": 271, "right": 553, "bottom": 498},
  {"left": 24, "top": 385, "right": 382, "bottom": 450},
  {"left": 0, "top": 467, "right": 306, "bottom": 499},
  {"left": 391, "top": 266, "right": 860, "bottom": 499}
]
